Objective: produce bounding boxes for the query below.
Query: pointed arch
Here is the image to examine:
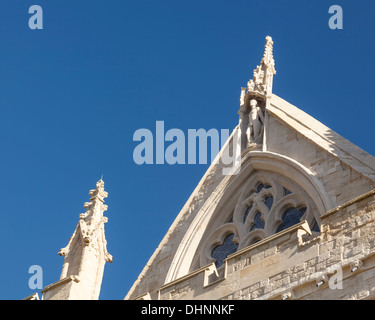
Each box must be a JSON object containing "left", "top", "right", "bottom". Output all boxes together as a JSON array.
[{"left": 164, "top": 151, "right": 333, "bottom": 284}]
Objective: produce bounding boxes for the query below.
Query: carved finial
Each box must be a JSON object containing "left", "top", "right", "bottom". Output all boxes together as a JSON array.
[
  {"left": 53, "top": 179, "right": 112, "bottom": 300},
  {"left": 238, "top": 36, "right": 276, "bottom": 149},
  {"left": 89, "top": 178, "right": 108, "bottom": 202},
  {"left": 243, "top": 35, "right": 277, "bottom": 99},
  {"left": 262, "top": 36, "right": 275, "bottom": 68},
  {"left": 96, "top": 178, "right": 105, "bottom": 191}
]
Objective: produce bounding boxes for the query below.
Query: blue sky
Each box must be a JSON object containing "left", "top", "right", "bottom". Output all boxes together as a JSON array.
[{"left": 1, "top": 0, "right": 374, "bottom": 300}]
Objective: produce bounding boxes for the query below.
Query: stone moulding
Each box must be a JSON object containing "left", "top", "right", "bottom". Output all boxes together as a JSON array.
[
  {"left": 266, "top": 190, "right": 375, "bottom": 300},
  {"left": 164, "top": 150, "right": 331, "bottom": 286},
  {"left": 268, "top": 252, "right": 375, "bottom": 300},
  {"left": 126, "top": 127, "right": 240, "bottom": 299},
  {"left": 133, "top": 292, "right": 152, "bottom": 300},
  {"left": 147, "top": 195, "right": 375, "bottom": 300},
  {"left": 226, "top": 220, "right": 312, "bottom": 261},
  {"left": 41, "top": 275, "right": 80, "bottom": 294},
  {"left": 125, "top": 35, "right": 375, "bottom": 300},
  {"left": 321, "top": 189, "right": 375, "bottom": 219},
  {"left": 22, "top": 293, "right": 40, "bottom": 300},
  {"left": 267, "top": 95, "right": 375, "bottom": 182},
  {"left": 140, "top": 220, "right": 313, "bottom": 300},
  {"left": 160, "top": 263, "right": 220, "bottom": 292},
  {"left": 241, "top": 150, "right": 333, "bottom": 215}
]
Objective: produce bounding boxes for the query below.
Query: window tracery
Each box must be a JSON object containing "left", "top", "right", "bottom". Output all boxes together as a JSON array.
[{"left": 195, "top": 171, "right": 321, "bottom": 270}]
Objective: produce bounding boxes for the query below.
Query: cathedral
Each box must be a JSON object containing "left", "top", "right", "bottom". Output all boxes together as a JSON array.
[{"left": 27, "top": 36, "right": 375, "bottom": 300}]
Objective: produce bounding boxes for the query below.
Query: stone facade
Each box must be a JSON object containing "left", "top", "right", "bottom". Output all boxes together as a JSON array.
[
  {"left": 125, "top": 36, "right": 375, "bottom": 301},
  {"left": 150, "top": 190, "right": 375, "bottom": 300},
  {"left": 29, "top": 36, "right": 375, "bottom": 300}
]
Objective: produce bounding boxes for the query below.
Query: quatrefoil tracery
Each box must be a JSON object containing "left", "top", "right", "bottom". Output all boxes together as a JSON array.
[{"left": 202, "top": 173, "right": 320, "bottom": 269}]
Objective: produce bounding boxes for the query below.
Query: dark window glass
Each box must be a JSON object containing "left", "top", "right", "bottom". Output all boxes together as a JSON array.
[
  {"left": 250, "top": 212, "right": 265, "bottom": 231},
  {"left": 311, "top": 219, "right": 320, "bottom": 232},
  {"left": 211, "top": 234, "right": 238, "bottom": 268},
  {"left": 276, "top": 207, "right": 306, "bottom": 232},
  {"left": 264, "top": 196, "right": 273, "bottom": 210},
  {"left": 283, "top": 187, "right": 292, "bottom": 196},
  {"left": 256, "top": 183, "right": 272, "bottom": 193},
  {"left": 250, "top": 237, "right": 262, "bottom": 245}
]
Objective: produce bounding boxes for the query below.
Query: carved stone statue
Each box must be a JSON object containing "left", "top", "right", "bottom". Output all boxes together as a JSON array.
[
  {"left": 238, "top": 36, "right": 276, "bottom": 150},
  {"left": 247, "top": 99, "right": 264, "bottom": 145}
]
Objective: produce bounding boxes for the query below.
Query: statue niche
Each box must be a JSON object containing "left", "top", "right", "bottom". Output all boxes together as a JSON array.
[
  {"left": 237, "top": 36, "right": 275, "bottom": 151},
  {"left": 238, "top": 97, "right": 265, "bottom": 149}
]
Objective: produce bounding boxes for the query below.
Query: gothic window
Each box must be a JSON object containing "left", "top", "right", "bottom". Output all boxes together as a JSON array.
[{"left": 196, "top": 171, "right": 321, "bottom": 270}]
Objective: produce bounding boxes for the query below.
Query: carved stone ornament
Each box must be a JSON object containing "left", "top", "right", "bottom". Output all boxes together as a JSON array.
[
  {"left": 238, "top": 36, "right": 276, "bottom": 150},
  {"left": 58, "top": 179, "right": 113, "bottom": 267}
]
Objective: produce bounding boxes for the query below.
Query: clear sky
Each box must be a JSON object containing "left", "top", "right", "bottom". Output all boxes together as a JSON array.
[{"left": 1, "top": 0, "right": 374, "bottom": 300}]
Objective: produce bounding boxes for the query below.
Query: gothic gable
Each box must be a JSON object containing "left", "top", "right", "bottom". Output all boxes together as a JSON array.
[{"left": 125, "top": 36, "right": 375, "bottom": 300}]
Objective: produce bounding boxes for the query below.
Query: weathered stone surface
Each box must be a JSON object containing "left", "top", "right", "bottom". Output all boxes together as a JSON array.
[
  {"left": 42, "top": 179, "right": 112, "bottom": 300},
  {"left": 124, "top": 36, "right": 375, "bottom": 301}
]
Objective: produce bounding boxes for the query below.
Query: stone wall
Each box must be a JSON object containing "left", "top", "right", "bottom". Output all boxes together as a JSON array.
[
  {"left": 266, "top": 100, "right": 375, "bottom": 208},
  {"left": 126, "top": 93, "right": 375, "bottom": 300},
  {"left": 135, "top": 190, "right": 375, "bottom": 300},
  {"left": 126, "top": 131, "right": 238, "bottom": 299}
]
